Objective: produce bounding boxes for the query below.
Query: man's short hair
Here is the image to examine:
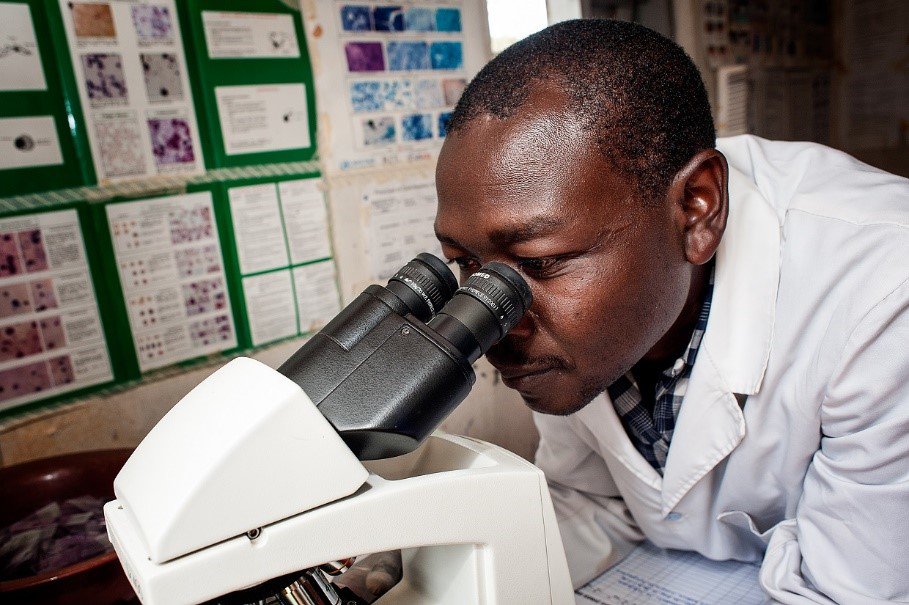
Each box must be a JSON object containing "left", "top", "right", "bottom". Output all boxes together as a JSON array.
[{"left": 448, "top": 19, "right": 715, "bottom": 201}]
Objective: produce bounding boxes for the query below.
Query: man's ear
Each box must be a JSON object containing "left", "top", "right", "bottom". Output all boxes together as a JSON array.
[{"left": 668, "top": 149, "right": 728, "bottom": 265}]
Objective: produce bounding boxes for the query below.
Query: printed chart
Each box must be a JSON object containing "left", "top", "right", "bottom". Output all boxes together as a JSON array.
[
  {"left": 57, "top": 0, "right": 204, "bottom": 182},
  {"left": 227, "top": 178, "right": 340, "bottom": 346},
  {"left": 0, "top": 210, "right": 113, "bottom": 412},
  {"left": 306, "top": 1, "right": 489, "bottom": 172},
  {"left": 106, "top": 191, "right": 237, "bottom": 372}
]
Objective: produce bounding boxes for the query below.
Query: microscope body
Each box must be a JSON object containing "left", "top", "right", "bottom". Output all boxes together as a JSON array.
[{"left": 104, "top": 358, "right": 574, "bottom": 604}]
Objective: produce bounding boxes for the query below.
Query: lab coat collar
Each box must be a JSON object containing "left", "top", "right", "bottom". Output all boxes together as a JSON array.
[
  {"left": 576, "top": 167, "right": 782, "bottom": 513},
  {"left": 659, "top": 165, "right": 781, "bottom": 514}
]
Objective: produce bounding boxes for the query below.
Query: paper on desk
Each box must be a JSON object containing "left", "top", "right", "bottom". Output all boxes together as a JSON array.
[{"left": 575, "top": 541, "right": 768, "bottom": 605}]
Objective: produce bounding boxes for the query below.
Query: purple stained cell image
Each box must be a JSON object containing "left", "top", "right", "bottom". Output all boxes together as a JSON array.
[
  {"left": 132, "top": 4, "right": 173, "bottom": 40},
  {"left": 345, "top": 42, "right": 385, "bottom": 72},
  {"left": 189, "top": 314, "right": 232, "bottom": 348},
  {"left": 148, "top": 118, "right": 195, "bottom": 166},
  {"left": 387, "top": 41, "right": 430, "bottom": 71},
  {"left": 401, "top": 113, "right": 433, "bottom": 141},
  {"left": 39, "top": 316, "right": 66, "bottom": 351},
  {"left": 81, "top": 54, "right": 128, "bottom": 105},
  {"left": 0, "top": 320, "right": 42, "bottom": 362},
  {"left": 49, "top": 355, "right": 75, "bottom": 386},
  {"left": 0, "top": 283, "right": 32, "bottom": 318},
  {"left": 372, "top": 6, "right": 404, "bottom": 31},
  {"left": 169, "top": 205, "right": 213, "bottom": 244},
  {"left": 29, "top": 279, "right": 57, "bottom": 312},
  {"left": 0, "top": 232, "right": 21, "bottom": 277},
  {"left": 18, "top": 230, "right": 49, "bottom": 273},
  {"left": 174, "top": 244, "right": 221, "bottom": 277},
  {"left": 141, "top": 53, "right": 183, "bottom": 102},
  {"left": 340, "top": 5, "right": 371, "bottom": 31},
  {"left": 182, "top": 278, "right": 227, "bottom": 316},
  {"left": 0, "top": 361, "right": 51, "bottom": 401}
]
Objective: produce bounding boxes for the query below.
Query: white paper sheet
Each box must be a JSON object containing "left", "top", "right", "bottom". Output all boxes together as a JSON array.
[
  {"left": 0, "top": 116, "right": 63, "bottom": 170},
  {"left": 575, "top": 541, "right": 767, "bottom": 605},
  {"left": 202, "top": 11, "right": 300, "bottom": 59},
  {"left": 0, "top": 209, "right": 113, "bottom": 411},
  {"left": 0, "top": 2, "right": 47, "bottom": 91},
  {"left": 229, "top": 183, "right": 289, "bottom": 274},
  {"left": 242, "top": 270, "right": 297, "bottom": 346},
  {"left": 362, "top": 177, "right": 442, "bottom": 281},
  {"left": 215, "top": 83, "right": 310, "bottom": 155}
]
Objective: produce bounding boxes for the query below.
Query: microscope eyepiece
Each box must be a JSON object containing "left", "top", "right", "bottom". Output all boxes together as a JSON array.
[
  {"left": 385, "top": 252, "right": 459, "bottom": 321},
  {"left": 278, "top": 253, "right": 532, "bottom": 460},
  {"left": 428, "top": 262, "right": 533, "bottom": 364}
]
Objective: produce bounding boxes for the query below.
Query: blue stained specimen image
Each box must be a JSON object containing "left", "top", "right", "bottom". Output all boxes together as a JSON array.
[
  {"left": 388, "top": 41, "right": 431, "bottom": 71},
  {"left": 383, "top": 79, "right": 414, "bottom": 109},
  {"left": 340, "top": 5, "right": 371, "bottom": 31},
  {"left": 373, "top": 6, "right": 404, "bottom": 31},
  {"left": 350, "top": 81, "right": 384, "bottom": 112},
  {"left": 438, "top": 111, "right": 453, "bottom": 137},
  {"left": 402, "top": 114, "right": 433, "bottom": 141},
  {"left": 430, "top": 42, "right": 463, "bottom": 70},
  {"left": 404, "top": 8, "right": 434, "bottom": 31},
  {"left": 362, "top": 116, "right": 396, "bottom": 146},
  {"left": 435, "top": 8, "right": 462, "bottom": 32}
]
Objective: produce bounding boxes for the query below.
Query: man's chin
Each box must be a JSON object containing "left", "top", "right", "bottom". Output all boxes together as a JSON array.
[{"left": 517, "top": 390, "right": 596, "bottom": 416}]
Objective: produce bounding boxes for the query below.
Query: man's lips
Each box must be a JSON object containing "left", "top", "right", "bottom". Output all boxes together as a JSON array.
[{"left": 494, "top": 364, "right": 555, "bottom": 388}]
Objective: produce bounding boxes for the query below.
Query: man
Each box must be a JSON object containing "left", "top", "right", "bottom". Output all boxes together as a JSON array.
[{"left": 434, "top": 19, "right": 908, "bottom": 604}]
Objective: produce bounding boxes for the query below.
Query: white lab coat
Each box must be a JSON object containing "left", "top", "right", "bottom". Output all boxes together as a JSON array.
[{"left": 534, "top": 135, "right": 909, "bottom": 604}]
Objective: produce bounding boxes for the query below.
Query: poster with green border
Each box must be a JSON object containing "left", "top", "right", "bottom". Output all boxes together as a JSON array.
[
  {"left": 0, "top": 0, "right": 94, "bottom": 196},
  {"left": 179, "top": 0, "right": 318, "bottom": 169},
  {"left": 92, "top": 182, "right": 244, "bottom": 377},
  {"left": 214, "top": 170, "right": 342, "bottom": 349},
  {"left": 0, "top": 201, "right": 122, "bottom": 419}
]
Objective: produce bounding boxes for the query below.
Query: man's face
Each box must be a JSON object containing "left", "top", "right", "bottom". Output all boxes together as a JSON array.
[{"left": 434, "top": 85, "right": 695, "bottom": 415}]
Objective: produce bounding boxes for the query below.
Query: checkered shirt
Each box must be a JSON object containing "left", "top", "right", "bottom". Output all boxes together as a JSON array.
[{"left": 606, "top": 270, "right": 715, "bottom": 475}]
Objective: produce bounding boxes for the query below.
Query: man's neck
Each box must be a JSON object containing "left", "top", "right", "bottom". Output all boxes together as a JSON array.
[{"left": 637, "top": 262, "right": 713, "bottom": 373}]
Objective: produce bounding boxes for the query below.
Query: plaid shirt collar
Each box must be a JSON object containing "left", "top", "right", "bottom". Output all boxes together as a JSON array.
[{"left": 606, "top": 267, "right": 715, "bottom": 475}]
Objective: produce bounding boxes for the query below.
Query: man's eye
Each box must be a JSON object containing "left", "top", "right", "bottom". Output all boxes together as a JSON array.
[
  {"left": 448, "top": 257, "right": 481, "bottom": 272},
  {"left": 518, "top": 257, "right": 564, "bottom": 278}
]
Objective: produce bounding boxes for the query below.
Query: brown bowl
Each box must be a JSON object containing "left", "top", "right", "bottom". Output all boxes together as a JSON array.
[{"left": 0, "top": 448, "right": 138, "bottom": 604}]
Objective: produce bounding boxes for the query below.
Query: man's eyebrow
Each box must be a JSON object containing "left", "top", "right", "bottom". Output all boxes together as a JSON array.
[
  {"left": 435, "top": 215, "right": 570, "bottom": 249},
  {"left": 488, "top": 216, "right": 568, "bottom": 246}
]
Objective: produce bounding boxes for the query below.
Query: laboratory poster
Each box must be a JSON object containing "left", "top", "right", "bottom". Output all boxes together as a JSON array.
[
  {"left": 302, "top": 1, "right": 491, "bottom": 173},
  {"left": 0, "top": 209, "right": 114, "bottom": 413},
  {"left": 56, "top": 0, "right": 205, "bottom": 183},
  {"left": 178, "top": 0, "right": 317, "bottom": 168},
  {"left": 0, "top": 116, "right": 63, "bottom": 170},
  {"left": 222, "top": 176, "right": 340, "bottom": 347},
  {"left": 0, "top": 0, "right": 93, "bottom": 196},
  {"left": 0, "top": 2, "right": 47, "bottom": 92},
  {"left": 363, "top": 178, "right": 443, "bottom": 281},
  {"left": 105, "top": 191, "right": 237, "bottom": 372}
]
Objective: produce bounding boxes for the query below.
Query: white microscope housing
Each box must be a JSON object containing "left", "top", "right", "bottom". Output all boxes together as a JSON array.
[{"left": 104, "top": 357, "right": 574, "bottom": 604}]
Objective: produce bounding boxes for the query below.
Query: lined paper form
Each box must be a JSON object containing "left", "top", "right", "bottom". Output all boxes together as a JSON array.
[{"left": 575, "top": 541, "right": 769, "bottom": 605}]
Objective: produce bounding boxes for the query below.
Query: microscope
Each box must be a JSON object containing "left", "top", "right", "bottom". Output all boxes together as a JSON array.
[{"left": 104, "top": 254, "right": 573, "bottom": 604}]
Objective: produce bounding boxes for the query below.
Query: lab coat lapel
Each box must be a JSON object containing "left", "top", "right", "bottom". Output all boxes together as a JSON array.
[{"left": 660, "top": 167, "right": 781, "bottom": 515}]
